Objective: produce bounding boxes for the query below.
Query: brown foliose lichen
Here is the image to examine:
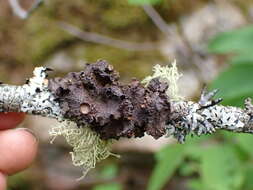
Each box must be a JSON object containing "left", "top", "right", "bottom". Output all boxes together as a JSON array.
[{"left": 48, "top": 60, "right": 171, "bottom": 140}]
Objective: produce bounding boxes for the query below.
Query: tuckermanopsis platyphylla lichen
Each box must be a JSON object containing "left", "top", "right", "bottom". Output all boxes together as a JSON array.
[{"left": 0, "top": 60, "right": 253, "bottom": 177}]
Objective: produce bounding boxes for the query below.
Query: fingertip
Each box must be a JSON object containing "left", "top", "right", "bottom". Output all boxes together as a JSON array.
[{"left": 0, "top": 128, "right": 38, "bottom": 175}]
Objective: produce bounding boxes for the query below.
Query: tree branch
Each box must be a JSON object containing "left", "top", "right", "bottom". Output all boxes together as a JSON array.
[
  {"left": 1, "top": 60, "right": 253, "bottom": 176},
  {"left": 0, "top": 60, "right": 252, "bottom": 143},
  {"left": 0, "top": 67, "right": 62, "bottom": 118},
  {"left": 168, "top": 98, "right": 253, "bottom": 143}
]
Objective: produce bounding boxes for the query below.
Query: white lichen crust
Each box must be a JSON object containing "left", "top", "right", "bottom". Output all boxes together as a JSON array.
[
  {"left": 0, "top": 67, "right": 62, "bottom": 119},
  {"left": 167, "top": 99, "right": 253, "bottom": 143}
]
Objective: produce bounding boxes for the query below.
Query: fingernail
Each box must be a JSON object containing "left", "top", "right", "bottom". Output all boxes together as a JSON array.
[{"left": 15, "top": 128, "right": 38, "bottom": 142}]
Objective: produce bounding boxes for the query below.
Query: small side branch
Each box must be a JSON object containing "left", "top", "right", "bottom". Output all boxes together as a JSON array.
[
  {"left": 59, "top": 22, "right": 158, "bottom": 51},
  {"left": 9, "top": 0, "right": 43, "bottom": 19},
  {"left": 141, "top": 5, "right": 173, "bottom": 36}
]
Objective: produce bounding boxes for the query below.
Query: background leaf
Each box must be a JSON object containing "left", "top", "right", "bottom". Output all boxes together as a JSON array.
[
  {"left": 208, "top": 26, "right": 253, "bottom": 54},
  {"left": 242, "top": 165, "right": 253, "bottom": 190},
  {"left": 100, "top": 164, "right": 119, "bottom": 179},
  {"left": 93, "top": 184, "right": 122, "bottom": 190},
  {"left": 147, "top": 144, "right": 185, "bottom": 190},
  {"left": 209, "top": 64, "right": 253, "bottom": 106},
  {"left": 229, "top": 53, "right": 253, "bottom": 65},
  {"left": 200, "top": 145, "right": 244, "bottom": 190},
  {"left": 236, "top": 134, "right": 253, "bottom": 158},
  {"left": 188, "top": 179, "right": 205, "bottom": 190},
  {"left": 92, "top": 164, "right": 122, "bottom": 190}
]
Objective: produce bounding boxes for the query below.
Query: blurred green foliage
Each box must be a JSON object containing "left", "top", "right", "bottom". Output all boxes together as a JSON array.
[
  {"left": 148, "top": 144, "right": 185, "bottom": 190},
  {"left": 148, "top": 25, "right": 253, "bottom": 190},
  {"left": 208, "top": 26, "right": 253, "bottom": 54},
  {"left": 210, "top": 64, "right": 253, "bottom": 106},
  {"left": 93, "top": 184, "right": 121, "bottom": 190},
  {"left": 209, "top": 25, "right": 253, "bottom": 106},
  {"left": 93, "top": 164, "right": 122, "bottom": 190},
  {"left": 148, "top": 132, "right": 253, "bottom": 190},
  {"left": 128, "top": 0, "right": 162, "bottom": 5}
]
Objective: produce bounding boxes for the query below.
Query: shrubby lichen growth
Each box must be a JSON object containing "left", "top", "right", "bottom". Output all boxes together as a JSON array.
[
  {"left": 49, "top": 120, "right": 113, "bottom": 178},
  {"left": 142, "top": 60, "right": 183, "bottom": 101}
]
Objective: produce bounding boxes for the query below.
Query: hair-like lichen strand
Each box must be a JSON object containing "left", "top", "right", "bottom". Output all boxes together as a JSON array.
[
  {"left": 142, "top": 60, "right": 183, "bottom": 101},
  {"left": 49, "top": 121, "right": 113, "bottom": 179}
]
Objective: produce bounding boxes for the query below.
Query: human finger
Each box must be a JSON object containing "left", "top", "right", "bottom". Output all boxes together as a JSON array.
[
  {"left": 0, "top": 128, "right": 38, "bottom": 175},
  {"left": 0, "top": 172, "right": 6, "bottom": 190}
]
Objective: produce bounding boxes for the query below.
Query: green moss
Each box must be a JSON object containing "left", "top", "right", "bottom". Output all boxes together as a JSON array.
[
  {"left": 19, "top": 15, "right": 73, "bottom": 65},
  {"left": 101, "top": 0, "right": 148, "bottom": 29}
]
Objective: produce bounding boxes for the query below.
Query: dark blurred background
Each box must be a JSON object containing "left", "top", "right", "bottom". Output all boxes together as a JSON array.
[{"left": 1, "top": 0, "right": 253, "bottom": 189}]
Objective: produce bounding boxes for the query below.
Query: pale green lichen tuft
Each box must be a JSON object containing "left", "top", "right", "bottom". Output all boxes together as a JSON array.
[
  {"left": 142, "top": 60, "right": 183, "bottom": 101},
  {"left": 49, "top": 121, "right": 114, "bottom": 179}
]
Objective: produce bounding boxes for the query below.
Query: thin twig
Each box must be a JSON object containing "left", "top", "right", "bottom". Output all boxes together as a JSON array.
[
  {"left": 141, "top": 4, "right": 210, "bottom": 82},
  {"left": 59, "top": 22, "right": 158, "bottom": 51},
  {"left": 141, "top": 4, "right": 175, "bottom": 36},
  {"left": 9, "top": 0, "right": 43, "bottom": 19}
]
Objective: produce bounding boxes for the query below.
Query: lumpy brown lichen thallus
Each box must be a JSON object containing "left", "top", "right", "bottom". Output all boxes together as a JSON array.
[{"left": 48, "top": 60, "right": 171, "bottom": 140}]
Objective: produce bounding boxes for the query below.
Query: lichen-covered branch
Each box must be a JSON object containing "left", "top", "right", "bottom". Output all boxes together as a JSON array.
[
  {"left": 0, "top": 67, "right": 62, "bottom": 118},
  {"left": 168, "top": 98, "right": 253, "bottom": 143},
  {"left": 1, "top": 60, "right": 253, "bottom": 176},
  {"left": 1, "top": 60, "right": 253, "bottom": 141}
]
